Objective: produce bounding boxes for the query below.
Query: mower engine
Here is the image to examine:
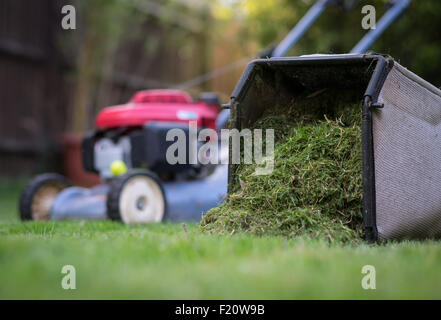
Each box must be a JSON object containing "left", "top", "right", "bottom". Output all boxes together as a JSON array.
[{"left": 82, "top": 89, "right": 220, "bottom": 180}]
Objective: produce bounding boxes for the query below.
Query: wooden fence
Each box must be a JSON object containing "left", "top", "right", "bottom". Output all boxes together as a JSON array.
[{"left": 0, "top": 0, "right": 210, "bottom": 176}]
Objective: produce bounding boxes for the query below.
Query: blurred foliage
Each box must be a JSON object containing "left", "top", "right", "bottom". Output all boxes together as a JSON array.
[
  {"left": 75, "top": 0, "right": 146, "bottom": 67},
  {"left": 68, "top": 0, "right": 214, "bottom": 132},
  {"left": 216, "top": 0, "right": 441, "bottom": 87},
  {"left": 73, "top": 0, "right": 212, "bottom": 76}
]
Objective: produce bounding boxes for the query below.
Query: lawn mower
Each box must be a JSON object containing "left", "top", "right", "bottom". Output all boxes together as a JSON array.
[
  {"left": 19, "top": 89, "right": 230, "bottom": 224},
  {"left": 18, "top": 0, "right": 411, "bottom": 225}
]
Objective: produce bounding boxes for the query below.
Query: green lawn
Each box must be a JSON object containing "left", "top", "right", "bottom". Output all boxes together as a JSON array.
[{"left": 0, "top": 179, "right": 440, "bottom": 299}]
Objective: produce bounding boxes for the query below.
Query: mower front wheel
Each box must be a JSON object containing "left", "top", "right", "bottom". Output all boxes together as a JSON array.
[
  {"left": 107, "top": 170, "right": 167, "bottom": 224},
  {"left": 19, "top": 173, "right": 71, "bottom": 221}
]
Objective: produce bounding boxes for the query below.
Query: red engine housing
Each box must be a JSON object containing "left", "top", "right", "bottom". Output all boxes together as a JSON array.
[{"left": 95, "top": 89, "right": 219, "bottom": 130}]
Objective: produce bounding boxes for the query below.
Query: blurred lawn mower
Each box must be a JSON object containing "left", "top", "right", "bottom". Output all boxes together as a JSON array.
[
  {"left": 19, "top": 90, "right": 230, "bottom": 224},
  {"left": 18, "top": 0, "right": 411, "bottom": 225}
]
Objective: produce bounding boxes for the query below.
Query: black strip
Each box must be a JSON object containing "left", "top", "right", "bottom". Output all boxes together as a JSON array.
[
  {"left": 361, "top": 55, "right": 394, "bottom": 243},
  {"left": 361, "top": 95, "right": 377, "bottom": 242},
  {"left": 2, "top": 300, "right": 439, "bottom": 317}
]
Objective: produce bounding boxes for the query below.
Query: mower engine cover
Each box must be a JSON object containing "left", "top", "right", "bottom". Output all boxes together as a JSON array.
[{"left": 95, "top": 89, "right": 219, "bottom": 130}]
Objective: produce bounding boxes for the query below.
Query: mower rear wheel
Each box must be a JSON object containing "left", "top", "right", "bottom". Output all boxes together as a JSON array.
[
  {"left": 19, "top": 173, "right": 71, "bottom": 221},
  {"left": 107, "top": 170, "right": 167, "bottom": 224}
]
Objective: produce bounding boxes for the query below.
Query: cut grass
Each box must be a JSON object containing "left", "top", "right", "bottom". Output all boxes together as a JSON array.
[
  {"left": 1, "top": 179, "right": 441, "bottom": 299},
  {"left": 202, "top": 106, "right": 363, "bottom": 242}
]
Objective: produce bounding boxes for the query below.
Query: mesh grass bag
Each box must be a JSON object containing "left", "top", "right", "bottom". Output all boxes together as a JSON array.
[{"left": 221, "top": 53, "right": 441, "bottom": 242}]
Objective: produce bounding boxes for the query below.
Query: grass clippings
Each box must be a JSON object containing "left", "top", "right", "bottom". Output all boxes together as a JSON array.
[{"left": 201, "top": 105, "right": 363, "bottom": 242}]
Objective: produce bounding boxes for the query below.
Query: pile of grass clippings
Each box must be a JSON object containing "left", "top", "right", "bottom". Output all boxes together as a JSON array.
[{"left": 201, "top": 105, "right": 363, "bottom": 242}]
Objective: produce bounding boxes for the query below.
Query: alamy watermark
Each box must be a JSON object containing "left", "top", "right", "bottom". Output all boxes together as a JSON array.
[
  {"left": 61, "top": 265, "right": 76, "bottom": 290},
  {"left": 362, "top": 5, "right": 376, "bottom": 30},
  {"left": 166, "top": 121, "right": 275, "bottom": 175},
  {"left": 361, "top": 265, "right": 376, "bottom": 290},
  {"left": 61, "top": 5, "right": 76, "bottom": 30}
]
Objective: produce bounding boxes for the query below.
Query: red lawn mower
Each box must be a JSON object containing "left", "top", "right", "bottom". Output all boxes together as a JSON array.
[{"left": 19, "top": 90, "right": 229, "bottom": 224}]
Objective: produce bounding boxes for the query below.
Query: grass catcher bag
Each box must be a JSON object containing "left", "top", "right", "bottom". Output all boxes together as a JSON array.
[{"left": 218, "top": 53, "right": 441, "bottom": 242}]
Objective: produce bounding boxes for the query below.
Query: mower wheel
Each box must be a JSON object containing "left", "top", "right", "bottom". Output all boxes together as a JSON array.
[
  {"left": 19, "top": 173, "right": 71, "bottom": 221},
  {"left": 107, "top": 170, "right": 167, "bottom": 224}
]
